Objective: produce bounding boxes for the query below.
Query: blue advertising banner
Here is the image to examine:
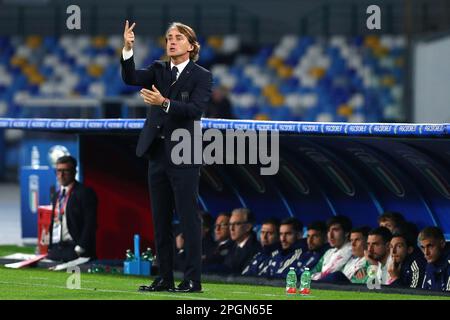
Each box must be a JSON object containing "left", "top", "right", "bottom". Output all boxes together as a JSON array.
[{"left": 20, "top": 139, "right": 79, "bottom": 239}]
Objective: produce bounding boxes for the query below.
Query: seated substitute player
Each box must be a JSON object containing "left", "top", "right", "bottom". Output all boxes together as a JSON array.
[
  {"left": 320, "top": 226, "right": 370, "bottom": 284},
  {"left": 387, "top": 229, "right": 427, "bottom": 289},
  {"left": 262, "top": 217, "right": 306, "bottom": 279},
  {"left": 311, "top": 215, "right": 353, "bottom": 280},
  {"left": 318, "top": 226, "right": 370, "bottom": 284},
  {"left": 294, "top": 221, "right": 330, "bottom": 274},
  {"left": 419, "top": 227, "right": 450, "bottom": 292},
  {"left": 241, "top": 218, "right": 280, "bottom": 277},
  {"left": 359, "top": 227, "right": 393, "bottom": 285},
  {"left": 377, "top": 211, "right": 406, "bottom": 233}
]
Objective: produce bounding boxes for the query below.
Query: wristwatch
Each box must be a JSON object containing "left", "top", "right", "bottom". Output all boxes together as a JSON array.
[{"left": 161, "top": 98, "right": 170, "bottom": 111}]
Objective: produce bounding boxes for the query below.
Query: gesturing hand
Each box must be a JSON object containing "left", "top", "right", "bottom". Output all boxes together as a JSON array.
[
  {"left": 123, "top": 20, "right": 136, "bottom": 51},
  {"left": 387, "top": 260, "right": 401, "bottom": 280},
  {"left": 140, "top": 85, "right": 165, "bottom": 106}
]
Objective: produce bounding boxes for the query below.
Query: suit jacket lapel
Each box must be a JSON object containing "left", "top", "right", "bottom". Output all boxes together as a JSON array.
[
  {"left": 168, "top": 60, "right": 195, "bottom": 99},
  {"left": 67, "top": 181, "right": 79, "bottom": 211}
]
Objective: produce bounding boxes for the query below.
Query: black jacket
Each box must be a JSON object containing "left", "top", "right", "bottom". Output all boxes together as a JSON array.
[
  {"left": 49, "top": 181, "right": 98, "bottom": 257},
  {"left": 121, "top": 57, "right": 213, "bottom": 163},
  {"left": 224, "top": 232, "right": 261, "bottom": 275},
  {"left": 391, "top": 248, "right": 427, "bottom": 289}
]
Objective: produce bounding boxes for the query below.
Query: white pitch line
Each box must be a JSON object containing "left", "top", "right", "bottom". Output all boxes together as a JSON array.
[
  {"left": 230, "top": 291, "right": 281, "bottom": 297},
  {"left": 0, "top": 281, "right": 219, "bottom": 300}
]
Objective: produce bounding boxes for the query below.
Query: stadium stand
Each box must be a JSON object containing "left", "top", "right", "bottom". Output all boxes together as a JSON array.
[
  {"left": 1, "top": 0, "right": 450, "bottom": 300},
  {"left": 0, "top": 34, "right": 404, "bottom": 122}
]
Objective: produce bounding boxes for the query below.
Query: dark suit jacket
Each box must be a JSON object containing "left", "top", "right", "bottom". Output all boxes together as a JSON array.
[
  {"left": 49, "top": 181, "right": 98, "bottom": 257},
  {"left": 204, "top": 239, "right": 233, "bottom": 266},
  {"left": 224, "top": 232, "right": 261, "bottom": 275},
  {"left": 120, "top": 57, "right": 213, "bottom": 163}
]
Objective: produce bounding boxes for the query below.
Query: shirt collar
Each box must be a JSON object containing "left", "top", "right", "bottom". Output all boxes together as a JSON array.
[
  {"left": 237, "top": 235, "right": 250, "bottom": 248},
  {"left": 170, "top": 59, "right": 190, "bottom": 76},
  {"left": 60, "top": 182, "right": 74, "bottom": 195}
]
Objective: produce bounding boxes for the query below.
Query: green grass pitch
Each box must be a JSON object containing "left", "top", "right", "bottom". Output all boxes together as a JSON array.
[
  {"left": 0, "top": 246, "right": 448, "bottom": 300},
  {"left": 1, "top": 267, "right": 449, "bottom": 300}
]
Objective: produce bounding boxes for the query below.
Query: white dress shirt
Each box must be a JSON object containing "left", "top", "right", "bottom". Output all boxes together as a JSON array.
[{"left": 122, "top": 48, "right": 190, "bottom": 113}]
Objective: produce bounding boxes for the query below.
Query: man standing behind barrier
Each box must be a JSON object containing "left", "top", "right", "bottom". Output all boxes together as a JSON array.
[
  {"left": 121, "top": 20, "right": 213, "bottom": 293},
  {"left": 48, "top": 156, "right": 97, "bottom": 262}
]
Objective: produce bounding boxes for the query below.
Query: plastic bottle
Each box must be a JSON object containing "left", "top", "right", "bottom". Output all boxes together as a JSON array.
[
  {"left": 286, "top": 267, "right": 297, "bottom": 294},
  {"left": 141, "top": 248, "right": 154, "bottom": 262},
  {"left": 94, "top": 265, "right": 104, "bottom": 273},
  {"left": 31, "top": 146, "right": 40, "bottom": 169},
  {"left": 90, "top": 264, "right": 98, "bottom": 273},
  {"left": 28, "top": 174, "right": 39, "bottom": 214},
  {"left": 125, "top": 249, "right": 135, "bottom": 261},
  {"left": 299, "top": 267, "right": 311, "bottom": 295}
]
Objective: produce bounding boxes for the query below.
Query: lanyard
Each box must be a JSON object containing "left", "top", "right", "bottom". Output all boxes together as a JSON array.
[{"left": 57, "top": 187, "right": 72, "bottom": 221}]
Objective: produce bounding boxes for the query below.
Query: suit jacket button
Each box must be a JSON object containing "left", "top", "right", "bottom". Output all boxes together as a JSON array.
[{"left": 156, "top": 125, "right": 161, "bottom": 129}]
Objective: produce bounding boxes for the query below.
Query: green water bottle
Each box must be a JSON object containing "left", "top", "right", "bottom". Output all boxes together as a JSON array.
[
  {"left": 125, "top": 249, "right": 135, "bottom": 261},
  {"left": 147, "top": 248, "right": 154, "bottom": 262},
  {"left": 141, "top": 248, "right": 154, "bottom": 262},
  {"left": 286, "top": 267, "right": 297, "bottom": 294},
  {"left": 300, "top": 267, "right": 311, "bottom": 295},
  {"left": 90, "top": 264, "right": 97, "bottom": 273},
  {"left": 94, "top": 265, "right": 105, "bottom": 273}
]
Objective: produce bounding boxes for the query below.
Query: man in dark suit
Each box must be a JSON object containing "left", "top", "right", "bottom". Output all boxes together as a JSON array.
[
  {"left": 47, "top": 156, "right": 97, "bottom": 262},
  {"left": 223, "top": 208, "right": 261, "bottom": 275},
  {"left": 121, "top": 20, "right": 212, "bottom": 293}
]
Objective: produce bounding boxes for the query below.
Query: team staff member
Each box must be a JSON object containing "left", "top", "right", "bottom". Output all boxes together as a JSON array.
[{"left": 121, "top": 20, "right": 212, "bottom": 293}]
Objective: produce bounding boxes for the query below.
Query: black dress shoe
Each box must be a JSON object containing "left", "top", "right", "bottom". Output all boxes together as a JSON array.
[
  {"left": 172, "top": 280, "right": 202, "bottom": 293},
  {"left": 139, "top": 278, "right": 174, "bottom": 292}
]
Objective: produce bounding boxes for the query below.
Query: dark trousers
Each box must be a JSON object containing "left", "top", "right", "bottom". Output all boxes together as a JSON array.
[
  {"left": 47, "top": 241, "right": 78, "bottom": 262},
  {"left": 147, "top": 138, "right": 202, "bottom": 283}
]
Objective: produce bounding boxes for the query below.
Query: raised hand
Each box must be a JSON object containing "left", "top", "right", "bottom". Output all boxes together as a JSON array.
[
  {"left": 140, "top": 85, "right": 165, "bottom": 106},
  {"left": 123, "top": 20, "right": 136, "bottom": 51},
  {"left": 387, "top": 259, "right": 401, "bottom": 280}
]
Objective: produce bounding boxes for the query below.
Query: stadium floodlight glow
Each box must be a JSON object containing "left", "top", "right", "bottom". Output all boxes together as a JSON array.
[{"left": 48, "top": 145, "right": 70, "bottom": 168}]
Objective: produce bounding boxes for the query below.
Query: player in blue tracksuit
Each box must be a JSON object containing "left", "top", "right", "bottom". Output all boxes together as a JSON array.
[
  {"left": 418, "top": 227, "right": 450, "bottom": 292},
  {"left": 260, "top": 217, "right": 307, "bottom": 279},
  {"left": 264, "top": 239, "right": 307, "bottom": 279},
  {"left": 241, "top": 241, "right": 280, "bottom": 276},
  {"left": 422, "top": 251, "right": 450, "bottom": 291},
  {"left": 296, "top": 221, "right": 330, "bottom": 275},
  {"left": 241, "top": 218, "right": 280, "bottom": 277},
  {"left": 388, "top": 231, "right": 427, "bottom": 289}
]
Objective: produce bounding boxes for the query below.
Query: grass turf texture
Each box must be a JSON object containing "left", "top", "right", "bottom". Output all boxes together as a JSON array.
[
  {"left": 0, "top": 267, "right": 449, "bottom": 300},
  {"left": 1, "top": 246, "right": 448, "bottom": 300},
  {"left": 0, "top": 245, "right": 36, "bottom": 256}
]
